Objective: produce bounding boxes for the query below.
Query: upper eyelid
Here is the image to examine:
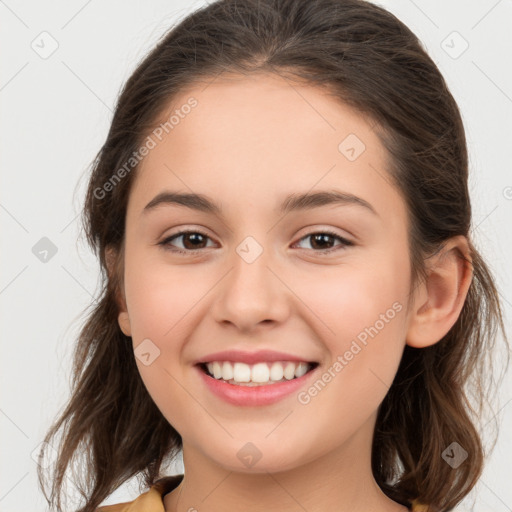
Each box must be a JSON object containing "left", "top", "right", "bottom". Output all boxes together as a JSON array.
[
  {"left": 161, "top": 228, "right": 353, "bottom": 250},
  {"left": 294, "top": 226, "right": 354, "bottom": 242},
  {"left": 163, "top": 229, "right": 215, "bottom": 246},
  {"left": 162, "top": 224, "right": 353, "bottom": 238}
]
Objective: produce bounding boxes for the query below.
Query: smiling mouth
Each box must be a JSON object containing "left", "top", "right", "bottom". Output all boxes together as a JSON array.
[{"left": 197, "top": 360, "right": 319, "bottom": 386}]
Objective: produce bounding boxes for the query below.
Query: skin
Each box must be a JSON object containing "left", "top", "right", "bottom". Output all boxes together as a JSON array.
[{"left": 108, "top": 72, "right": 473, "bottom": 512}]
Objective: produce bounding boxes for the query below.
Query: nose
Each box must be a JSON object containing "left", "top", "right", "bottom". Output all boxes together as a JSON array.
[{"left": 211, "top": 240, "right": 290, "bottom": 333}]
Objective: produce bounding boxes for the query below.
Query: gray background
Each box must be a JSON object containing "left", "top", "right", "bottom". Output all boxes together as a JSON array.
[{"left": 1, "top": 0, "right": 511, "bottom": 510}]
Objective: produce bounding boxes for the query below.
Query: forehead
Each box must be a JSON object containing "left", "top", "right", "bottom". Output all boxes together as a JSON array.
[{"left": 128, "top": 72, "right": 405, "bottom": 225}]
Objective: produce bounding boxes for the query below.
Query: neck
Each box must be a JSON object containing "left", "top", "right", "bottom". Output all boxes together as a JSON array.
[{"left": 163, "top": 413, "right": 409, "bottom": 512}]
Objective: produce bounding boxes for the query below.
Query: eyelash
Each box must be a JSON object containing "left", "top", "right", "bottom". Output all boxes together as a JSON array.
[{"left": 158, "top": 229, "right": 354, "bottom": 255}]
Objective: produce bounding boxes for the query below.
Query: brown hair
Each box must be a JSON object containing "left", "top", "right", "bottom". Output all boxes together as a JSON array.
[{"left": 37, "top": 0, "right": 510, "bottom": 511}]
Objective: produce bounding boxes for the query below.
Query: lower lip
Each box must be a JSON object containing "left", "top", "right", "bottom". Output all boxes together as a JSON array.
[{"left": 195, "top": 364, "right": 318, "bottom": 406}]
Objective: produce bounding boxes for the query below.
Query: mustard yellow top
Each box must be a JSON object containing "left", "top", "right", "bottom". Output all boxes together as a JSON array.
[{"left": 96, "top": 474, "right": 431, "bottom": 511}]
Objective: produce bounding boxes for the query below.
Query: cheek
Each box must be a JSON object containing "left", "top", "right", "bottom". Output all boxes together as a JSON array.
[
  {"left": 292, "top": 257, "right": 408, "bottom": 343},
  {"left": 291, "top": 256, "right": 409, "bottom": 399},
  {"left": 124, "top": 250, "right": 213, "bottom": 341},
  {"left": 330, "top": 270, "right": 408, "bottom": 384},
  {"left": 124, "top": 258, "right": 204, "bottom": 429}
]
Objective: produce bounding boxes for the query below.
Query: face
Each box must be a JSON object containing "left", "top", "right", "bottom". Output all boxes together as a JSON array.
[{"left": 116, "top": 72, "right": 415, "bottom": 474}]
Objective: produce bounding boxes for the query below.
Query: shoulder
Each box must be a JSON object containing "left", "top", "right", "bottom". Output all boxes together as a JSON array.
[
  {"left": 95, "top": 474, "right": 184, "bottom": 512},
  {"left": 96, "top": 498, "right": 138, "bottom": 512},
  {"left": 410, "top": 499, "right": 433, "bottom": 512},
  {"left": 96, "top": 504, "right": 131, "bottom": 512}
]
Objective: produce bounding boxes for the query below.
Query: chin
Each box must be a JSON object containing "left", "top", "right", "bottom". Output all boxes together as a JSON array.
[{"left": 202, "top": 442, "right": 312, "bottom": 475}]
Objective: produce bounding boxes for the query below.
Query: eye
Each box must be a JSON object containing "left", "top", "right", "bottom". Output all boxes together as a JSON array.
[
  {"left": 158, "top": 228, "right": 354, "bottom": 256},
  {"left": 158, "top": 230, "right": 216, "bottom": 254},
  {"left": 293, "top": 230, "right": 354, "bottom": 254}
]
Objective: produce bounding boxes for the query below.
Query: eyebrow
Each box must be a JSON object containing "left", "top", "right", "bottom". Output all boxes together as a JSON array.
[{"left": 142, "top": 189, "right": 378, "bottom": 217}]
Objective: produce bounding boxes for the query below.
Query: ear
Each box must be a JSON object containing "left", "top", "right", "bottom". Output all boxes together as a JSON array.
[
  {"left": 105, "top": 245, "right": 132, "bottom": 337},
  {"left": 406, "top": 235, "right": 473, "bottom": 348}
]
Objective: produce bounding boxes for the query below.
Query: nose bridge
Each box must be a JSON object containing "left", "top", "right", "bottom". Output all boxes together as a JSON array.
[
  {"left": 212, "top": 233, "right": 288, "bottom": 329},
  {"left": 234, "top": 234, "right": 272, "bottom": 287}
]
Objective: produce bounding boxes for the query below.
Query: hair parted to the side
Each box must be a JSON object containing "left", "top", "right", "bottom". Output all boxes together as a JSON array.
[{"left": 37, "top": 1, "right": 509, "bottom": 511}]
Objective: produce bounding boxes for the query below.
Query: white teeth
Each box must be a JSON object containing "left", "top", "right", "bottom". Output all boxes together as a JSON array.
[
  {"left": 222, "top": 361, "right": 233, "bottom": 380},
  {"left": 233, "top": 362, "right": 251, "bottom": 382},
  {"left": 212, "top": 361, "right": 223, "bottom": 379},
  {"left": 294, "top": 362, "right": 309, "bottom": 378},
  {"left": 203, "top": 360, "right": 315, "bottom": 385},
  {"left": 269, "top": 362, "right": 284, "bottom": 381},
  {"left": 283, "top": 362, "right": 296, "bottom": 380}
]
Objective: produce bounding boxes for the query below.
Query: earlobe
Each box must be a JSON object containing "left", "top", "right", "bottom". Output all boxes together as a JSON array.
[
  {"left": 118, "top": 311, "right": 132, "bottom": 337},
  {"left": 105, "top": 245, "right": 132, "bottom": 337},
  {"left": 406, "top": 235, "right": 473, "bottom": 349}
]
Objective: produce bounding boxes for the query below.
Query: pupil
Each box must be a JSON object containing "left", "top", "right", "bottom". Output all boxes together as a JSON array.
[
  {"left": 312, "top": 234, "right": 333, "bottom": 249},
  {"left": 183, "top": 233, "right": 335, "bottom": 250},
  {"left": 185, "top": 233, "right": 205, "bottom": 249}
]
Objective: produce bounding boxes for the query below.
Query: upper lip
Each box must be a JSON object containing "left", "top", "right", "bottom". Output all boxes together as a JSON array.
[{"left": 195, "top": 350, "right": 318, "bottom": 365}]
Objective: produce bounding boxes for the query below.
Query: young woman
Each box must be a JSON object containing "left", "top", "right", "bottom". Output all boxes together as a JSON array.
[{"left": 37, "top": 1, "right": 509, "bottom": 511}]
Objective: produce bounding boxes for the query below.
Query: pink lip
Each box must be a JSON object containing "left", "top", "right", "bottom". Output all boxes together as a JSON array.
[
  {"left": 195, "top": 363, "right": 319, "bottom": 407},
  {"left": 194, "top": 349, "right": 317, "bottom": 365}
]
